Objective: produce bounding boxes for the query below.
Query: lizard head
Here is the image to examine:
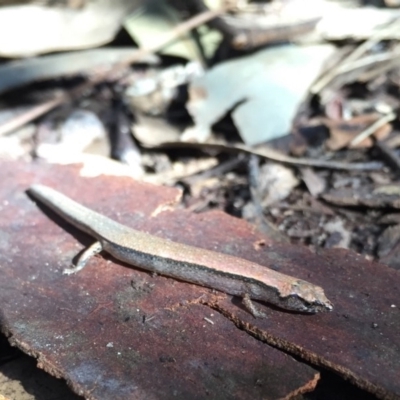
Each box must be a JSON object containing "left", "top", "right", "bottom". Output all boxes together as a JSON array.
[{"left": 284, "top": 279, "right": 333, "bottom": 313}]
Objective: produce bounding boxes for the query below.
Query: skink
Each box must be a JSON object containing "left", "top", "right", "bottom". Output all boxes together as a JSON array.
[{"left": 28, "top": 184, "right": 333, "bottom": 314}]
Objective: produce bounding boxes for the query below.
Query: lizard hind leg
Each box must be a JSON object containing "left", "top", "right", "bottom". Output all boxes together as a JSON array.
[
  {"left": 63, "top": 241, "right": 103, "bottom": 275},
  {"left": 242, "top": 293, "right": 268, "bottom": 319}
]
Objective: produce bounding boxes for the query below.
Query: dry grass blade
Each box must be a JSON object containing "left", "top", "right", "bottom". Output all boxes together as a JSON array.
[
  {"left": 350, "top": 112, "right": 395, "bottom": 146},
  {"left": 311, "top": 17, "right": 400, "bottom": 93}
]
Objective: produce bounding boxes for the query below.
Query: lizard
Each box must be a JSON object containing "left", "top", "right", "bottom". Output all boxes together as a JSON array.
[{"left": 28, "top": 184, "right": 333, "bottom": 315}]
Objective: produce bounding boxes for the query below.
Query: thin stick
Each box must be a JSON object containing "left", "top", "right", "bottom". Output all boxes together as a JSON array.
[
  {"left": 153, "top": 141, "right": 384, "bottom": 171},
  {"left": 335, "top": 51, "right": 400, "bottom": 76},
  {"left": 0, "top": 97, "right": 64, "bottom": 137},
  {"left": 350, "top": 112, "right": 395, "bottom": 146},
  {"left": 311, "top": 17, "right": 400, "bottom": 94},
  {"left": 0, "top": 7, "right": 226, "bottom": 136}
]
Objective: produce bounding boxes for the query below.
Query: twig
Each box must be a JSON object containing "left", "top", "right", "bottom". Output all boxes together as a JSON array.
[
  {"left": 350, "top": 112, "right": 395, "bottom": 146},
  {"left": 337, "top": 51, "right": 400, "bottom": 76},
  {"left": 311, "top": 17, "right": 400, "bottom": 93},
  {"left": 152, "top": 141, "right": 384, "bottom": 171},
  {"left": 248, "top": 155, "right": 288, "bottom": 242},
  {"left": 183, "top": 157, "right": 244, "bottom": 184},
  {"left": 375, "top": 140, "right": 400, "bottom": 174},
  {"left": 0, "top": 6, "right": 227, "bottom": 136},
  {"left": 0, "top": 96, "right": 63, "bottom": 137}
]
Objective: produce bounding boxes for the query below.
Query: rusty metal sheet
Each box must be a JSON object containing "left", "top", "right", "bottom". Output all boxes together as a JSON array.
[
  {"left": 152, "top": 206, "right": 400, "bottom": 399},
  {"left": 201, "top": 231, "right": 400, "bottom": 399},
  {"left": 121, "top": 204, "right": 400, "bottom": 399},
  {"left": 0, "top": 160, "right": 319, "bottom": 400}
]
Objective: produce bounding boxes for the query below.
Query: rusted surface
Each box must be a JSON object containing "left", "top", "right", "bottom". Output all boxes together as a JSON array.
[
  {"left": 126, "top": 200, "right": 400, "bottom": 399},
  {"left": 0, "top": 160, "right": 319, "bottom": 400},
  {"left": 207, "top": 237, "right": 400, "bottom": 399}
]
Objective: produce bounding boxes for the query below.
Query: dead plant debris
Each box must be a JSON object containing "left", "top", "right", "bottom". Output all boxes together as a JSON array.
[{"left": 1, "top": 1, "right": 400, "bottom": 399}]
